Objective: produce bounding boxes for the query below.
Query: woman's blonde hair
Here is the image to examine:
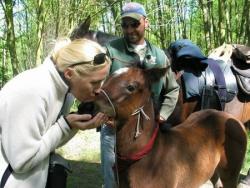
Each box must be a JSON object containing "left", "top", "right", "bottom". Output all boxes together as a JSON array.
[{"left": 51, "top": 38, "right": 110, "bottom": 75}]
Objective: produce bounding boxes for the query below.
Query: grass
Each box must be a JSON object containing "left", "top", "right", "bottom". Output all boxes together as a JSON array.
[
  {"left": 57, "top": 128, "right": 250, "bottom": 187},
  {"left": 66, "top": 161, "right": 102, "bottom": 188},
  {"left": 56, "top": 129, "right": 103, "bottom": 188},
  {"left": 241, "top": 131, "right": 250, "bottom": 175}
]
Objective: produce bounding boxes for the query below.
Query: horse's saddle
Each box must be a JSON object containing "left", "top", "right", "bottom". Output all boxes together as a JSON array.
[
  {"left": 209, "top": 44, "right": 250, "bottom": 95},
  {"left": 169, "top": 40, "right": 250, "bottom": 110},
  {"left": 232, "top": 44, "right": 250, "bottom": 64},
  {"left": 182, "top": 58, "right": 237, "bottom": 110},
  {"left": 231, "top": 45, "right": 250, "bottom": 95}
]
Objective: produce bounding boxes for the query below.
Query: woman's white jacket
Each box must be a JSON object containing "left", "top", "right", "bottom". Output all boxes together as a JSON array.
[{"left": 0, "top": 57, "right": 75, "bottom": 188}]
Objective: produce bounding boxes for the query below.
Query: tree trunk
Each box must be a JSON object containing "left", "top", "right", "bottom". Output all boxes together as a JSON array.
[
  {"left": 227, "top": 0, "right": 233, "bottom": 43},
  {"left": 224, "top": 0, "right": 231, "bottom": 42},
  {"left": 54, "top": 0, "right": 60, "bottom": 39},
  {"left": 198, "top": 0, "right": 210, "bottom": 49},
  {"left": 247, "top": 9, "right": 250, "bottom": 46},
  {"left": 241, "top": 0, "right": 250, "bottom": 45},
  {"left": 217, "top": 0, "right": 226, "bottom": 44},
  {"left": 179, "top": 0, "right": 187, "bottom": 39},
  {"left": 156, "top": 0, "right": 166, "bottom": 48},
  {"left": 36, "top": 0, "right": 46, "bottom": 66},
  {"left": 1, "top": 0, "right": 19, "bottom": 76},
  {"left": 1, "top": 43, "right": 7, "bottom": 87},
  {"left": 106, "top": 0, "right": 119, "bottom": 33},
  {"left": 209, "top": 0, "right": 218, "bottom": 47}
]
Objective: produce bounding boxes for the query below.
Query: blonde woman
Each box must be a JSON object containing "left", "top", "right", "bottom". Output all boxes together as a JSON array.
[{"left": 0, "top": 39, "right": 111, "bottom": 188}]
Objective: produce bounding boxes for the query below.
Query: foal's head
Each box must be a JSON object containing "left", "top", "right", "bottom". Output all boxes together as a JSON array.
[{"left": 95, "top": 67, "right": 168, "bottom": 121}]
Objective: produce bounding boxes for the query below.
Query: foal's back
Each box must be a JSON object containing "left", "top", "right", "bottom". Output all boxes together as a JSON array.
[{"left": 128, "top": 109, "right": 247, "bottom": 188}]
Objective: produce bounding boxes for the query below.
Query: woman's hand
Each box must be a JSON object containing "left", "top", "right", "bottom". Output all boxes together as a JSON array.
[
  {"left": 65, "top": 112, "right": 109, "bottom": 131},
  {"left": 106, "top": 119, "right": 115, "bottom": 128}
]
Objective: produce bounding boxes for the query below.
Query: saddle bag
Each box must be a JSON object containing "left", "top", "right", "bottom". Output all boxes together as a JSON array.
[{"left": 45, "top": 153, "right": 72, "bottom": 188}]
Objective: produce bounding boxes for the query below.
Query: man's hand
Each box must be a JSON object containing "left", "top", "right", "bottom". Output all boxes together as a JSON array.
[{"left": 65, "top": 112, "right": 109, "bottom": 131}]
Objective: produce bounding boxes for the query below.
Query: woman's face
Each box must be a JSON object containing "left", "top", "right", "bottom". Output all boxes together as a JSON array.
[{"left": 65, "top": 64, "right": 110, "bottom": 102}]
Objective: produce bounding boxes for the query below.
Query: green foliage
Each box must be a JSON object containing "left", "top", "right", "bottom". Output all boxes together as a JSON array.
[
  {"left": 0, "top": 1, "right": 249, "bottom": 186},
  {"left": 242, "top": 131, "right": 250, "bottom": 174},
  {"left": 0, "top": 0, "right": 249, "bottom": 84}
]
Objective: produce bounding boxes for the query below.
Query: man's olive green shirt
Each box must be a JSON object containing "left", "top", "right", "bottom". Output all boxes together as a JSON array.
[{"left": 106, "top": 38, "right": 179, "bottom": 120}]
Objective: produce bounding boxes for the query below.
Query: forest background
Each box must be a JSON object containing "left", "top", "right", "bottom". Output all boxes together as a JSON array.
[
  {"left": 0, "top": 0, "right": 250, "bottom": 187},
  {"left": 0, "top": 0, "right": 249, "bottom": 86}
]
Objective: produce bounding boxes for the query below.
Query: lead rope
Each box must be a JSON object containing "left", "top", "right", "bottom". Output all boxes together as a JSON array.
[
  {"left": 99, "top": 89, "right": 116, "bottom": 116},
  {"left": 99, "top": 89, "right": 119, "bottom": 187},
  {"left": 114, "top": 106, "right": 150, "bottom": 187},
  {"left": 99, "top": 89, "right": 150, "bottom": 186},
  {"left": 131, "top": 106, "right": 150, "bottom": 138}
]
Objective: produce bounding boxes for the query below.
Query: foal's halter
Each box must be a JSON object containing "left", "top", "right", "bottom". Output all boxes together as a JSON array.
[
  {"left": 131, "top": 106, "right": 150, "bottom": 138},
  {"left": 99, "top": 89, "right": 116, "bottom": 117},
  {"left": 99, "top": 88, "right": 151, "bottom": 138},
  {"left": 100, "top": 87, "right": 159, "bottom": 186}
]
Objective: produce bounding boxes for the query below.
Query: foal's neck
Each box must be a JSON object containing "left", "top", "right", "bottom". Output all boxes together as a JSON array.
[{"left": 116, "top": 99, "right": 156, "bottom": 156}]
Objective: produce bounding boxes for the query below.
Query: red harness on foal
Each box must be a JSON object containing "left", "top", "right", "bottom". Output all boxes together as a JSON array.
[{"left": 117, "top": 123, "right": 159, "bottom": 161}]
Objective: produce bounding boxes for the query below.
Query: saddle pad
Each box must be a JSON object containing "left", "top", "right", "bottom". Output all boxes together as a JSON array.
[
  {"left": 181, "top": 70, "right": 225, "bottom": 111},
  {"left": 181, "top": 59, "right": 237, "bottom": 103},
  {"left": 202, "top": 58, "right": 227, "bottom": 104},
  {"left": 181, "top": 72, "right": 200, "bottom": 99}
]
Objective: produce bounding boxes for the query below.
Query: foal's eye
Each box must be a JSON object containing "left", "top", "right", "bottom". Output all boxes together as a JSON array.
[{"left": 127, "top": 84, "right": 136, "bottom": 92}]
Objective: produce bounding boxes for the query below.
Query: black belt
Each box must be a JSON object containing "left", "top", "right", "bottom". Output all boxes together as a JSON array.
[{"left": 1, "top": 164, "right": 13, "bottom": 188}]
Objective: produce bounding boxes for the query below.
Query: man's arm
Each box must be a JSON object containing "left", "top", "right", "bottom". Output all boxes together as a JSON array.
[{"left": 159, "top": 59, "right": 180, "bottom": 121}]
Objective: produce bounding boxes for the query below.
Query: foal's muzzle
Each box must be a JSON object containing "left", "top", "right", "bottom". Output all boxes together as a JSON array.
[{"left": 95, "top": 89, "right": 116, "bottom": 118}]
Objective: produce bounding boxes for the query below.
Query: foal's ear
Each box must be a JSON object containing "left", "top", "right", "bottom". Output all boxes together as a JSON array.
[
  {"left": 144, "top": 66, "right": 169, "bottom": 83},
  {"left": 70, "top": 15, "right": 91, "bottom": 40}
]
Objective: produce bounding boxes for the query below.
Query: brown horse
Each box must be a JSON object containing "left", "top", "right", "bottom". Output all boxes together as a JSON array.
[
  {"left": 94, "top": 66, "right": 247, "bottom": 188},
  {"left": 166, "top": 41, "right": 250, "bottom": 129}
]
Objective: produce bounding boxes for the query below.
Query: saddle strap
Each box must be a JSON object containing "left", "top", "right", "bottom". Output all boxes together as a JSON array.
[
  {"left": 0, "top": 164, "right": 13, "bottom": 188},
  {"left": 202, "top": 58, "right": 227, "bottom": 110}
]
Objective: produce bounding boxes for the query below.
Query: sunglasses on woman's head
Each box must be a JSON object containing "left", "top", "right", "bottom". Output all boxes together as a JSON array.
[
  {"left": 70, "top": 53, "right": 106, "bottom": 67},
  {"left": 121, "top": 21, "right": 141, "bottom": 29}
]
